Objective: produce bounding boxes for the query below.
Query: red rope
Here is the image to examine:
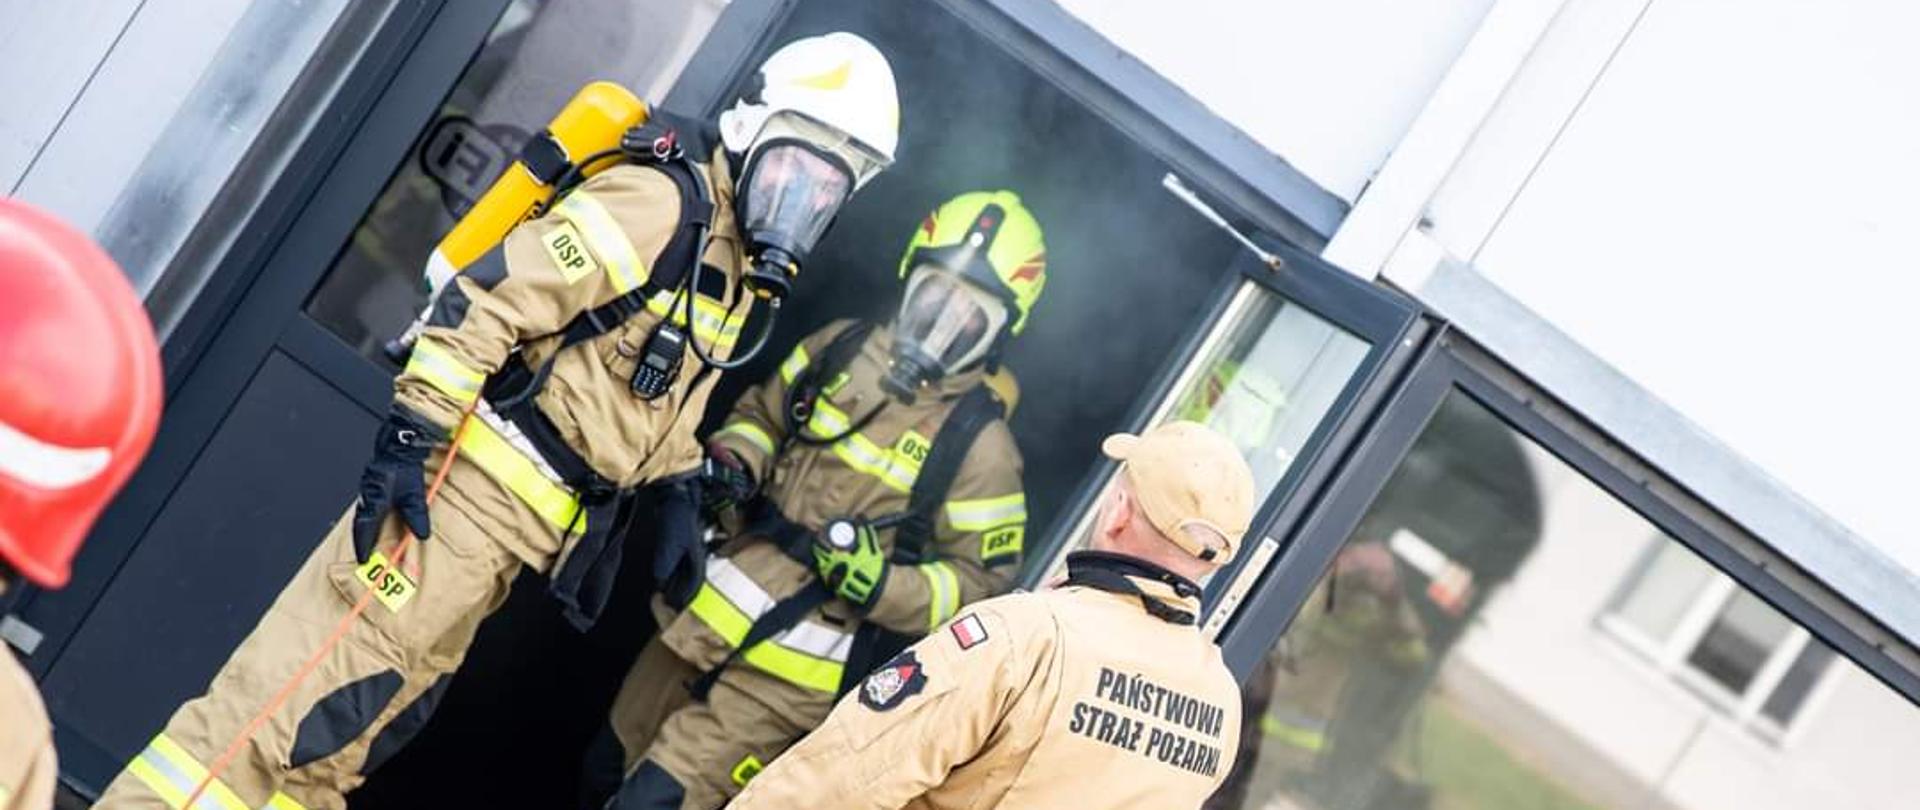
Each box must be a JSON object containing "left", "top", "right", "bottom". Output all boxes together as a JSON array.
[{"left": 182, "top": 411, "right": 475, "bottom": 808}]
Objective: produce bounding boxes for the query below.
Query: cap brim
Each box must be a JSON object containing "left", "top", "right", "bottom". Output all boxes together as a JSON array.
[{"left": 1100, "top": 433, "right": 1140, "bottom": 461}]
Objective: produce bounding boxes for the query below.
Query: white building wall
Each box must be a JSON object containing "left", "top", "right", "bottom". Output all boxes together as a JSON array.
[
  {"left": 1063, "top": 0, "right": 1920, "bottom": 610},
  {"left": 1431, "top": 0, "right": 1920, "bottom": 578},
  {"left": 1054, "top": 0, "right": 1495, "bottom": 202},
  {"left": 1449, "top": 434, "right": 1920, "bottom": 810}
]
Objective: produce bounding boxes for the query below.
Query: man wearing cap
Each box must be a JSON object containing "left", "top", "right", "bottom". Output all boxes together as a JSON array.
[{"left": 726, "top": 420, "right": 1254, "bottom": 810}]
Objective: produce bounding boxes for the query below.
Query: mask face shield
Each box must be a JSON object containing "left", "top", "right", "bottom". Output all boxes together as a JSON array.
[
  {"left": 888, "top": 266, "right": 1010, "bottom": 394},
  {"left": 735, "top": 111, "right": 890, "bottom": 262},
  {"left": 738, "top": 141, "right": 854, "bottom": 263}
]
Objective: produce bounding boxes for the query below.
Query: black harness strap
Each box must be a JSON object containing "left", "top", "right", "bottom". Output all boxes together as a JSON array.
[
  {"left": 1064, "top": 551, "right": 1202, "bottom": 626},
  {"left": 783, "top": 321, "right": 880, "bottom": 447},
  {"left": 891, "top": 385, "right": 1004, "bottom": 565},
  {"left": 686, "top": 503, "right": 832, "bottom": 701}
]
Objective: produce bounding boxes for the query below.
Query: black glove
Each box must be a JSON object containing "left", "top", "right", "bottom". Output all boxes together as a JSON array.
[
  {"left": 698, "top": 444, "right": 756, "bottom": 515},
  {"left": 351, "top": 407, "right": 446, "bottom": 563}
]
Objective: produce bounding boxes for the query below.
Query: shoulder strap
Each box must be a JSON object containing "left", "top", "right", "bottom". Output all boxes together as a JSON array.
[
  {"left": 784, "top": 320, "right": 878, "bottom": 441},
  {"left": 553, "top": 155, "right": 710, "bottom": 353},
  {"left": 892, "top": 384, "right": 1005, "bottom": 563},
  {"left": 485, "top": 154, "right": 711, "bottom": 410}
]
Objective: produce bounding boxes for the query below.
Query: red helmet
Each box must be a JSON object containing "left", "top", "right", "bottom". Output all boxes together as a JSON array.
[{"left": 0, "top": 199, "right": 162, "bottom": 588}]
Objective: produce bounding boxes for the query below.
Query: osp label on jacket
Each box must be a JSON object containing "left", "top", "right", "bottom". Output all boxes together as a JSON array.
[
  {"left": 355, "top": 551, "right": 418, "bottom": 613},
  {"left": 542, "top": 222, "right": 599, "bottom": 284}
]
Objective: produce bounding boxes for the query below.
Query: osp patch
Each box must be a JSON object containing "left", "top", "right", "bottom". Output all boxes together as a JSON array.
[{"left": 859, "top": 650, "right": 928, "bottom": 712}]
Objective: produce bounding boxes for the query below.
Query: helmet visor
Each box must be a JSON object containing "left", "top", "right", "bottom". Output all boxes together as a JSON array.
[
  {"left": 740, "top": 141, "right": 855, "bottom": 260},
  {"left": 893, "top": 266, "right": 1009, "bottom": 377}
]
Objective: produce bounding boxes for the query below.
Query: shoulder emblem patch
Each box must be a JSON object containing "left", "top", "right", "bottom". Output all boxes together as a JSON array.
[
  {"left": 859, "top": 650, "right": 928, "bottom": 712},
  {"left": 950, "top": 613, "right": 989, "bottom": 650}
]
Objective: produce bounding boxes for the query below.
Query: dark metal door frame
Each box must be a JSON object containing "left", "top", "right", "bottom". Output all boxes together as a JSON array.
[
  {"left": 20, "top": 0, "right": 514, "bottom": 678},
  {"left": 1215, "top": 326, "right": 1920, "bottom": 705}
]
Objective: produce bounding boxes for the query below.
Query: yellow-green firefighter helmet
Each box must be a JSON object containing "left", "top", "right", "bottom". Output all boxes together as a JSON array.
[{"left": 897, "top": 190, "right": 1047, "bottom": 335}]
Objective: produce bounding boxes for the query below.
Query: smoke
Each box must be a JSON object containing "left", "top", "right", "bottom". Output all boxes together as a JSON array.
[{"left": 703, "top": 0, "right": 1244, "bottom": 547}]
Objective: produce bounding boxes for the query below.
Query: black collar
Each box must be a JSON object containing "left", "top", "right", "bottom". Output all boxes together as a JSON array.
[{"left": 1065, "top": 551, "right": 1202, "bottom": 625}]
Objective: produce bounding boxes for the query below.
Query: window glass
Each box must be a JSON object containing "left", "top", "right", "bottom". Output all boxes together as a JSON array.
[
  {"left": 1611, "top": 539, "right": 1714, "bottom": 645},
  {"left": 304, "top": 0, "right": 727, "bottom": 361},
  {"left": 1212, "top": 391, "right": 1920, "bottom": 810},
  {"left": 1039, "top": 282, "right": 1370, "bottom": 579},
  {"left": 1686, "top": 590, "right": 1794, "bottom": 696}
]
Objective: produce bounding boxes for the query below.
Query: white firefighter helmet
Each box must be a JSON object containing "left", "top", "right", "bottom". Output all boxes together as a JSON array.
[{"left": 719, "top": 31, "right": 900, "bottom": 190}]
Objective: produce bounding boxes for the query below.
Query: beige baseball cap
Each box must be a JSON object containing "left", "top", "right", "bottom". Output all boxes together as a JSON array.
[{"left": 1101, "top": 420, "right": 1257, "bottom": 564}]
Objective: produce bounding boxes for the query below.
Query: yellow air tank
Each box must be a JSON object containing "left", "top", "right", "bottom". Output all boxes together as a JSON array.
[{"left": 389, "top": 81, "right": 648, "bottom": 360}]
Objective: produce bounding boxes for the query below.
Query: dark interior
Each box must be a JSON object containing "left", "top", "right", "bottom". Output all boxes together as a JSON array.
[{"left": 353, "top": 2, "right": 1240, "bottom": 806}]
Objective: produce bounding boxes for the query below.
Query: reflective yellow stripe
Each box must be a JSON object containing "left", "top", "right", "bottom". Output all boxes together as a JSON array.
[
  {"left": 830, "top": 433, "right": 916, "bottom": 493},
  {"left": 402, "top": 338, "right": 484, "bottom": 405},
  {"left": 715, "top": 421, "right": 776, "bottom": 457},
  {"left": 456, "top": 417, "right": 584, "bottom": 532},
  {"left": 919, "top": 561, "right": 960, "bottom": 630},
  {"left": 778, "top": 344, "right": 811, "bottom": 384},
  {"left": 804, "top": 399, "right": 854, "bottom": 439},
  {"left": 947, "top": 493, "right": 1027, "bottom": 531},
  {"left": 126, "top": 734, "right": 250, "bottom": 810},
  {"left": 264, "top": 792, "right": 309, "bottom": 810},
  {"left": 554, "top": 191, "right": 647, "bottom": 294},
  {"left": 1260, "top": 714, "right": 1327, "bottom": 751},
  {"left": 687, "top": 582, "right": 846, "bottom": 693},
  {"left": 805, "top": 399, "right": 921, "bottom": 493},
  {"left": 646, "top": 289, "right": 744, "bottom": 353}
]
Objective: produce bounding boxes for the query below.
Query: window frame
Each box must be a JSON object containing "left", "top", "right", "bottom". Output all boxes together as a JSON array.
[
  {"left": 1216, "top": 326, "right": 1920, "bottom": 715},
  {"left": 1599, "top": 552, "right": 1840, "bottom": 741}
]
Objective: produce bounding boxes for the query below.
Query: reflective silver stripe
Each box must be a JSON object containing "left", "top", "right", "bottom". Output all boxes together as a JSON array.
[
  {"left": 706, "top": 557, "right": 775, "bottom": 615},
  {"left": 473, "top": 400, "right": 567, "bottom": 486},
  {"left": 919, "top": 561, "right": 960, "bottom": 630},
  {"left": 806, "top": 399, "right": 854, "bottom": 438},
  {"left": 947, "top": 494, "right": 1028, "bottom": 531},
  {"left": 706, "top": 557, "right": 854, "bottom": 661},
  {"left": 555, "top": 191, "right": 647, "bottom": 293},
  {"left": 781, "top": 620, "right": 855, "bottom": 662}
]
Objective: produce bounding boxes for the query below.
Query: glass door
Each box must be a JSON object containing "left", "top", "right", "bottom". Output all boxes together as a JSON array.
[
  {"left": 1206, "top": 342, "right": 1920, "bottom": 810},
  {"left": 1024, "top": 245, "right": 1421, "bottom": 615}
]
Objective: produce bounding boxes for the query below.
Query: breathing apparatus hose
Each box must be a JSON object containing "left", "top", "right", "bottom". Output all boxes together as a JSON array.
[{"left": 180, "top": 401, "right": 480, "bottom": 810}]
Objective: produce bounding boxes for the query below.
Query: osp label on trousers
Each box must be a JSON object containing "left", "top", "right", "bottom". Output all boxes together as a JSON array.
[{"left": 356, "top": 551, "right": 417, "bottom": 613}]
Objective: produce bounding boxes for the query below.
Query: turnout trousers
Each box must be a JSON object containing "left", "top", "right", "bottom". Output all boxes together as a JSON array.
[
  {"left": 599, "top": 636, "right": 834, "bottom": 810},
  {"left": 96, "top": 451, "right": 561, "bottom": 810}
]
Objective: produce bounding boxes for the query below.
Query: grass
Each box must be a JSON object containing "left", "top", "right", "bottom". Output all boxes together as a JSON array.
[{"left": 1410, "top": 700, "right": 1605, "bottom": 810}]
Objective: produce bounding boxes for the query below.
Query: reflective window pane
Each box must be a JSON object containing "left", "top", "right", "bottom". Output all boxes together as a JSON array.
[
  {"left": 1611, "top": 539, "right": 1714, "bottom": 646},
  {"left": 1040, "top": 282, "right": 1370, "bottom": 578},
  {"left": 1214, "top": 391, "right": 1920, "bottom": 810},
  {"left": 1686, "top": 590, "right": 1794, "bottom": 696},
  {"left": 304, "top": 0, "right": 725, "bottom": 361}
]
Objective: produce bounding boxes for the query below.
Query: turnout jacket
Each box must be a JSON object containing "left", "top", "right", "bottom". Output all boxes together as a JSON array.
[
  {"left": 393, "top": 156, "right": 749, "bottom": 561},
  {"left": 0, "top": 649, "right": 54, "bottom": 810},
  {"left": 657, "top": 320, "right": 1029, "bottom": 694},
  {"left": 728, "top": 556, "right": 1243, "bottom": 810}
]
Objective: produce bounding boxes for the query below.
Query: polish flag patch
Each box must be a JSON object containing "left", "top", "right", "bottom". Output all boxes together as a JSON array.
[{"left": 950, "top": 614, "right": 989, "bottom": 650}]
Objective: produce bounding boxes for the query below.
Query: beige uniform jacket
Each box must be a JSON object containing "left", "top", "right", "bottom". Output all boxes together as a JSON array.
[
  {"left": 657, "top": 320, "right": 1028, "bottom": 693},
  {"left": 396, "top": 155, "right": 748, "bottom": 527},
  {"left": 1, "top": 651, "right": 54, "bottom": 810},
  {"left": 728, "top": 569, "right": 1243, "bottom": 810}
]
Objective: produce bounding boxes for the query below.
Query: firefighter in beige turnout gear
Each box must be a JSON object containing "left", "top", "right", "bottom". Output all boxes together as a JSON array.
[
  {"left": 730, "top": 421, "right": 1256, "bottom": 810},
  {"left": 97, "top": 32, "right": 899, "bottom": 810},
  {"left": 0, "top": 199, "right": 163, "bottom": 810},
  {"left": 599, "top": 191, "right": 1046, "bottom": 810}
]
